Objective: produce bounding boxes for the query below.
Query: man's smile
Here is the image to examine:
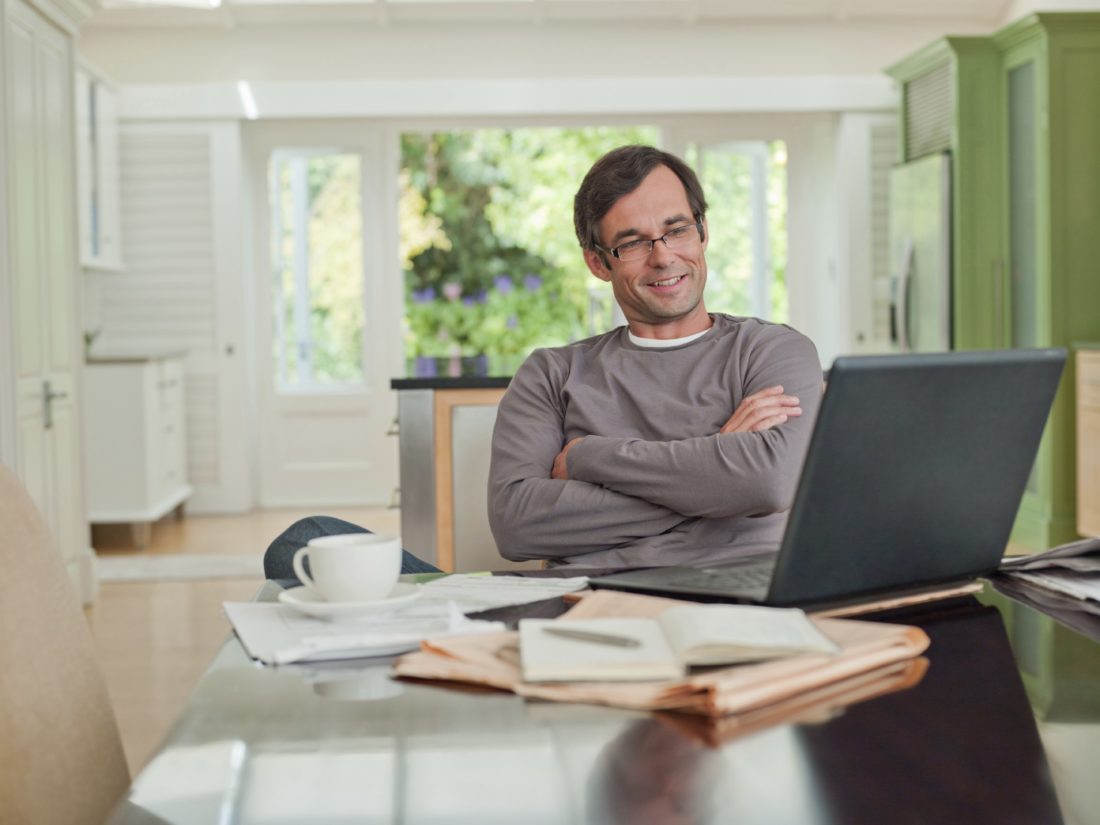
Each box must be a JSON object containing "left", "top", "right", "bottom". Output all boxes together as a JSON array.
[{"left": 647, "top": 274, "right": 687, "bottom": 290}]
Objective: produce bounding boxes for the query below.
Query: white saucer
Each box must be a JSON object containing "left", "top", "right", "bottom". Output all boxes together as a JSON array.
[{"left": 278, "top": 583, "right": 422, "bottom": 620}]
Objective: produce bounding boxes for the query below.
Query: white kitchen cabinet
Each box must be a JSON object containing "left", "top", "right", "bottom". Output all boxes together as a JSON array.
[
  {"left": 84, "top": 355, "right": 192, "bottom": 546},
  {"left": 75, "top": 64, "right": 123, "bottom": 272}
]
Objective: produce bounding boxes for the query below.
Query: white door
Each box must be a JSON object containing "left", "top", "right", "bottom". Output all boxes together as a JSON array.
[
  {"left": 248, "top": 122, "right": 403, "bottom": 507},
  {"left": 3, "top": 0, "right": 92, "bottom": 598}
]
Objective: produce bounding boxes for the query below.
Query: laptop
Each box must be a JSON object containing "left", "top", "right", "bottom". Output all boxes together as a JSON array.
[{"left": 589, "top": 348, "right": 1067, "bottom": 610}]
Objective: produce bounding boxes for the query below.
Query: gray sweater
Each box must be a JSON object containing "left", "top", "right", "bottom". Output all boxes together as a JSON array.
[{"left": 488, "top": 314, "right": 823, "bottom": 568}]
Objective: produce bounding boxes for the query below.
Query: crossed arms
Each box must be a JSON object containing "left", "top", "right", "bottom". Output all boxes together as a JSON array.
[{"left": 487, "top": 335, "right": 823, "bottom": 562}]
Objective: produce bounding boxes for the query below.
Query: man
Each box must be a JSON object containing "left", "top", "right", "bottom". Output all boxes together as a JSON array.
[
  {"left": 264, "top": 145, "right": 820, "bottom": 580},
  {"left": 487, "top": 144, "right": 822, "bottom": 568}
]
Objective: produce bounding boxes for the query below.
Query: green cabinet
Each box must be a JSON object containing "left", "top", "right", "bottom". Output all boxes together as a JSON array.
[
  {"left": 887, "top": 38, "right": 1004, "bottom": 352},
  {"left": 888, "top": 14, "right": 1100, "bottom": 550}
]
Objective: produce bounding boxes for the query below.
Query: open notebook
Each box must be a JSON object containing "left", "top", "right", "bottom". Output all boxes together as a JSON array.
[{"left": 519, "top": 605, "right": 838, "bottom": 682}]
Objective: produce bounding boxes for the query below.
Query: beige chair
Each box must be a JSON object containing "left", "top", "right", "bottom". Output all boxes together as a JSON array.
[{"left": 0, "top": 465, "right": 130, "bottom": 825}]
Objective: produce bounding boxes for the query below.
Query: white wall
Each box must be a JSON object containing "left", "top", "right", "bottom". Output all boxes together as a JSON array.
[{"left": 833, "top": 112, "right": 899, "bottom": 357}]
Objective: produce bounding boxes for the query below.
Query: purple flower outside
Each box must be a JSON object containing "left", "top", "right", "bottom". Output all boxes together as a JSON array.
[{"left": 414, "top": 356, "right": 437, "bottom": 378}]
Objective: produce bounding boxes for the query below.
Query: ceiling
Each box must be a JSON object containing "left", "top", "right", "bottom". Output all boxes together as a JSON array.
[{"left": 90, "top": 0, "right": 1023, "bottom": 29}]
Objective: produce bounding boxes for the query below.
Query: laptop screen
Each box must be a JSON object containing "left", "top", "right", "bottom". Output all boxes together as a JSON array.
[{"left": 766, "top": 348, "right": 1066, "bottom": 605}]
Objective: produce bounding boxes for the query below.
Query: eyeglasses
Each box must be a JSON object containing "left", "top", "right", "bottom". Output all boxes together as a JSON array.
[{"left": 597, "top": 220, "right": 703, "bottom": 262}]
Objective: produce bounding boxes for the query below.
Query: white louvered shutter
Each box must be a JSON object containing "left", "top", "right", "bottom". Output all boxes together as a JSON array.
[{"left": 97, "top": 123, "right": 247, "bottom": 512}]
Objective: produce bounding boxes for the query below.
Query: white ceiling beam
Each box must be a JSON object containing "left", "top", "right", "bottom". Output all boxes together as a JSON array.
[{"left": 118, "top": 74, "right": 896, "bottom": 120}]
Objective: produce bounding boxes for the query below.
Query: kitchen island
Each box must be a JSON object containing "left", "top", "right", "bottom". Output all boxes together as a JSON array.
[{"left": 392, "top": 356, "right": 538, "bottom": 572}]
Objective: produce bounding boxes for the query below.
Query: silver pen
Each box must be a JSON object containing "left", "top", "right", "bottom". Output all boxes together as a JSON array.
[{"left": 542, "top": 626, "right": 641, "bottom": 648}]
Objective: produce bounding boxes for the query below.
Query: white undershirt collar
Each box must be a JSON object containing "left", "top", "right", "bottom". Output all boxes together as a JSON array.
[{"left": 628, "top": 326, "right": 711, "bottom": 349}]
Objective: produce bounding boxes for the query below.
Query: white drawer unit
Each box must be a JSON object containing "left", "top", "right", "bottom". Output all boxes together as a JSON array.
[{"left": 84, "top": 356, "right": 192, "bottom": 546}]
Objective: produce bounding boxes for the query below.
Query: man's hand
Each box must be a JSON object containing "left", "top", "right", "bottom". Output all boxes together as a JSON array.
[
  {"left": 719, "top": 385, "right": 802, "bottom": 434},
  {"left": 551, "top": 437, "right": 584, "bottom": 480}
]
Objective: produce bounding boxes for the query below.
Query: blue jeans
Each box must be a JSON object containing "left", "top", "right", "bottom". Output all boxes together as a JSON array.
[{"left": 263, "top": 515, "right": 441, "bottom": 581}]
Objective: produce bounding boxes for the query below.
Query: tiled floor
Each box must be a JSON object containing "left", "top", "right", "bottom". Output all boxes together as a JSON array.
[{"left": 85, "top": 505, "right": 399, "bottom": 774}]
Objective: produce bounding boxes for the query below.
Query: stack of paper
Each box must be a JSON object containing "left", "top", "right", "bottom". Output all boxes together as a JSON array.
[
  {"left": 393, "top": 590, "right": 930, "bottom": 718},
  {"left": 224, "top": 600, "right": 503, "bottom": 665},
  {"left": 224, "top": 574, "right": 590, "bottom": 666},
  {"left": 999, "top": 537, "right": 1100, "bottom": 614}
]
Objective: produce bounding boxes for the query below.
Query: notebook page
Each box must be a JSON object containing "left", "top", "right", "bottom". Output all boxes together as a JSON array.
[{"left": 659, "top": 604, "right": 838, "bottom": 666}]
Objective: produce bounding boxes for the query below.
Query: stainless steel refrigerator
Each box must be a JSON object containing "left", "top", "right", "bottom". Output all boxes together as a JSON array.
[{"left": 888, "top": 152, "right": 952, "bottom": 352}]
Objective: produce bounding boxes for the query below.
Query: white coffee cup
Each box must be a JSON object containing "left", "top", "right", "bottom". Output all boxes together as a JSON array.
[{"left": 291, "top": 533, "right": 402, "bottom": 603}]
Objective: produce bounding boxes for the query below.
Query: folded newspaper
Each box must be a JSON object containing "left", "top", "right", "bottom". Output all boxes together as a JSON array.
[
  {"left": 225, "top": 574, "right": 589, "bottom": 665},
  {"left": 393, "top": 590, "right": 930, "bottom": 718},
  {"left": 999, "top": 537, "right": 1100, "bottom": 609}
]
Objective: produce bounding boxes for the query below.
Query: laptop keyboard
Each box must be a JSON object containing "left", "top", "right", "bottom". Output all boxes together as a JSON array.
[{"left": 665, "top": 561, "right": 774, "bottom": 591}]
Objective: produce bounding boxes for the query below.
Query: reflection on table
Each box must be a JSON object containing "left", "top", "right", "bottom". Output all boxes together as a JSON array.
[{"left": 108, "top": 582, "right": 1100, "bottom": 824}]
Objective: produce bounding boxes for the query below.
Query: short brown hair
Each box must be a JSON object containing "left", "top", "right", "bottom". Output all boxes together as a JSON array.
[{"left": 573, "top": 145, "right": 708, "bottom": 256}]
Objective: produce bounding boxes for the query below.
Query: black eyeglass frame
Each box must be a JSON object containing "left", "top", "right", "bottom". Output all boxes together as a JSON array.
[{"left": 595, "top": 219, "right": 705, "bottom": 262}]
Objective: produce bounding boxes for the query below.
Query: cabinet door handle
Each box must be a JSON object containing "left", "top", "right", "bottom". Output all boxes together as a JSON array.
[{"left": 42, "top": 380, "right": 68, "bottom": 430}]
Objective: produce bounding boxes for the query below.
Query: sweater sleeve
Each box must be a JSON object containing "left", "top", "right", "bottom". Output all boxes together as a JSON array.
[
  {"left": 488, "top": 349, "right": 687, "bottom": 562},
  {"left": 566, "top": 329, "right": 823, "bottom": 519}
]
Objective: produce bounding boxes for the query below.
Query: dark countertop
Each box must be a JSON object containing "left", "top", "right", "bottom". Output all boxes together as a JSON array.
[
  {"left": 392, "top": 376, "right": 511, "bottom": 390},
  {"left": 391, "top": 355, "right": 519, "bottom": 390}
]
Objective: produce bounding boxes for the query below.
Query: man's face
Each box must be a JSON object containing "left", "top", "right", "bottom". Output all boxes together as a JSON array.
[{"left": 584, "top": 164, "right": 710, "bottom": 339}]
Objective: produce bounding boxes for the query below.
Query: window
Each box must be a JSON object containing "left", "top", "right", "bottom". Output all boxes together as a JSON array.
[
  {"left": 398, "top": 126, "right": 659, "bottom": 363},
  {"left": 270, "top": 150, "right": 365, "bottom": 389}
]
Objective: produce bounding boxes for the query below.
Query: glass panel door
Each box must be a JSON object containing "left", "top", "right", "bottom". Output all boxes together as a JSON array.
[
  {"left": 269, "top": 150, "right": 365, "bottom": 389},
  {"left": 686, "top": 141, "right": 788, "bottom": 322}
]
